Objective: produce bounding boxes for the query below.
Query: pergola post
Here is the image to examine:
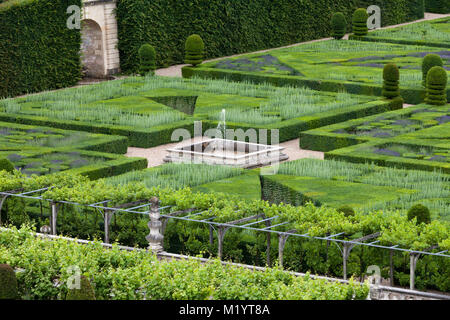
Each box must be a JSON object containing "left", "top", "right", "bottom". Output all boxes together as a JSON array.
[
  {"left": 104, "top": 210, "right": 113, "bottom": 244},
  {"left": 390, "top": 249, "right": 395, "bottom": 287},
  {"left": 0, "top": 195, "right": 10, "bottom": 226},
  {"left": 146, "top": 197, "right": 164, "bottom": 254},
  {"left": 278, "top": 230, "right": 296, "bottom": 268},
  {"left": 410, "top": 253, "right": 420, "bottom": 290},
  {"left": 343, "top": 243, "right": 352, "bottom": 281},
  {"left": 209, "top": 225, "right": 214, "bottom": 246},
  {"left": 217, "top": 226, "right": 228, "bottom": 260},
  {"left": 265, "top": 219, "right": 271, "bottom": 267},
  {"left": 50, "top": 203, "right": 59, "bottom": 235}
]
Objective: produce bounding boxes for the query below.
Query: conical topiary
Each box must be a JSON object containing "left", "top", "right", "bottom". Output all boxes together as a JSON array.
[
  {"left": 422, "top": 54, "right": 443, "bottom": 87},
  {"left": 331, "top": 12, "right": 347, "bottom": 40},
  {"left": 352, "top": 8, "right": 368, "bottom": 36},
  {"left": 0, "top": 264, "right": 18, "bottom": 300},
  {"left": 407, "top": 204, "right": 431, "bottom": 225},
  {"left": 0, "top": 158, "right": 15, "bottom": 173},
  {"left": 185, "top": 34, "right": 204, "bottom": 66},
  {"left": 66, "top": 275, "right": 96, "bottom": 300},
  {"left": 382, "top": 63, "right": 400, "bottom": 99},
  {"left": 425, "top": 66, "right": 448, "bottom": 106},
  {"left": 138, "top": 44, "right": 156, "bottom": 76},
  {"left": 337, "top": 205, "right": 355, "bottom": 217}
]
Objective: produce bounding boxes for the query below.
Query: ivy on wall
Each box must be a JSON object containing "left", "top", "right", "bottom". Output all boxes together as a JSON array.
[
  {"left": 116, "top": 0, "right": 425, "bottom": 73},
  {"left": 0, "top": 0, "right": 82, "bottom": 98}
]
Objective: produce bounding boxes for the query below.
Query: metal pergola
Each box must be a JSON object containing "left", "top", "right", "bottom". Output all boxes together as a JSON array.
[{"left": 1, "top": 187, "right": 449, "bottom": 290}]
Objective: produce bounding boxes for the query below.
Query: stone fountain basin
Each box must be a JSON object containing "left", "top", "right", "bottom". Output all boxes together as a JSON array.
[{"left": 164, "top": 139, "right": 288, "bottom": 168}]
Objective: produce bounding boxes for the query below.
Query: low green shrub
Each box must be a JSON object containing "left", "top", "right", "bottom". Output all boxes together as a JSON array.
[
  {"left": 0, "top": 158, "right": 15, "bottom": 173},
  {"left": 331, "top": 12, "right": 347, "bottom": 40},
  {"left": 382, "top": 63, "right": 400, "bottom": 99},
  {"left": 185, "top": 35, "right": 204, "bottom": 66},
  {"left": 0, "top": 264, "right": 18, "bottom": 300},
  {"left": 66, "top": 275, "right": 96, "bottom": 300},
  {"left": 425, "top": 66, "right": 448, "bottom": 106},
  {"left": 337, "top": 205, "right": 356, "bottom": 217},
  {"left": 422, "top": 54, "right": 443, "bottom": 87},
  {"left": 407, "top": 204, "right": 431, "bottom": 225},
  {"left": 352, "top": 8, "right": 369, "bottom": 36},
  {"left": 138, "top": 44, "right": 156, "bottom": 76}
]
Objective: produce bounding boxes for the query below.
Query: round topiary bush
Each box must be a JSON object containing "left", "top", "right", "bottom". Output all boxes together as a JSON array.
[
  {"left": 382, "top": 63, "right": 400, "bottom": 99},
  {"left": 422, "top": 54, "right": 443, "bottom": 87},
  {"left": 185, "top": 34, "right": 204, "bottom": 66},
  {"left": 337, "top": 205, "right": 355, "bottom": 217},
  {"left": 407, "top": 204, "right": 431, "bottom": 225},
  {"left": 0, "top": 158, "right": 15, "bottom": 173},
  {"left": 66, "top": 275, "right": 96, "bottom": 300},
  {"left": 138, "top": 44, "right": 156, "bottom": 76},
  {"left": 425, "top": 66, "right": 448, "bottom": 106},
  {"left": 352, "top": 8, "right": 368, "bottom": 36},
  {"left": 331, "top": 12, "right": 347, "bottom": 40},
  {"left": 0, "top": 264, "right": 18, "bottom": 300}
]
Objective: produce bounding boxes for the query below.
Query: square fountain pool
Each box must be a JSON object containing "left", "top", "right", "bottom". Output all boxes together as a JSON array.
[{"left": 164, "top": 139, "right": 288, "bottom": 168}]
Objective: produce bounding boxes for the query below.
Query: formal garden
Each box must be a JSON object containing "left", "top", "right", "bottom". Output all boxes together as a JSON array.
[{"left": 0, "top": 0, "right": 449, "bottom": 301}]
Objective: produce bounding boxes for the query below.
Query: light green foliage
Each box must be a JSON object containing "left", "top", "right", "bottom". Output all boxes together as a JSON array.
[{"left": 0, "top": 225, "right": 369, "bottom": 300}]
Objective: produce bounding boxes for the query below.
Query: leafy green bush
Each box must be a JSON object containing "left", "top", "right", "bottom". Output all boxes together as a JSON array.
[
  {"left": 0, "top": 0, "right": 81, "bottom": 98},
  {"left": 0, "top": 264, "right": 18, "bottom": 299},
  {"left": 337, "top": 205, "right": 355, "bottom": 217},
  {"left": 425, "top": 66, "right": 448, "bottom": 106},
  {"left": 66, "top": 275, "right": 96, "bottom": 300},
  {"left": 0, "top": 158, "right": 15, "bottom": 173},
  {"left": 382, "top": 63, "right": 400, "bottom": 99},
  {"left": 331, "top": 12, "right": 347, "bottom": 40},
  {"left": 0, "top": 225, "right": 369, "bottom": 300},
  {"left": 138, "top": 44, "right": 157, "bottom": 76},
  {"left": 407, "top": 204, "right": 431, "bottom": 225},
  {"left": 422, "top": 54, "right": 443, "bottom": 87},
  {"left": 352, "top": 8, "right": 369, "bottom": 36},
  {"left": 185, "top": 35, "right": 205, "bottom": 66}
]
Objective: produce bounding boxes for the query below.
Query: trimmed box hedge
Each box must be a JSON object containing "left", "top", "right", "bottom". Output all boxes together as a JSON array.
[
  {"left": 183, "top": 40, "right": 450, "bottom": 105},
  {"left": 426, "top": 0, "right": 450, "bottom": 13},
  {"left": 0, "top": 148, "right": 148, "bottom": 180},
  {"left": 350, "top": 17, "right": 450, "bottom": 48},
  {"left": 0, "top": 121, "right": 128, "bottom": 154},
  {"left": 116, "top": 0, "right": 425, "bottom": 73},
  {"left": 299, "top": 103, "right": 450, "bottom": 152},
  {"left": 0, "top": 0, "right": 82, "bottom": 98}
]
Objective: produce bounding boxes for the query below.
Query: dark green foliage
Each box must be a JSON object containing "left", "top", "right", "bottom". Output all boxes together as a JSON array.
[
  {"left": 66, "top": 275, "right": 96, "bottom": 300},
  {"left": 138, "top": 44, "right": 156, "bottom": 76},
  {"left": 352, "top": 8, "right": 369, "bottom": 36},
  {"left": 0, "top": 264, "right": 18, "bottom": 300},
  {"left": 0, "top": 0, "right": 82, "bottom": 98},
  {"left": 382, "top": 63, "right": 400, "bottom": 99},
  {"left": 337, "top": 205, "right": 355, "bottom": 217},
  {"left": 425, "top": 0, "right": 450, "bottom": 14},
  {"left": 331, "top": 12, "right": 347, "bottom": 40},
  {"left": 422, "top": 54, "right": 443, "bottom": 87},
  {"left": 0, "top": 158, "right": 15, "bottom": 173},
  {"left": 407, "top": 204, "right": 431, "bottom": 225},
  {"left": 116, "top": 0, "right": 425, "bottom": 73},
  {"left": 425, "top": 66, "right": 448, "bottom": 106},
  {"left": 185, "top": 35, "right": 205, "bottom": 66}
]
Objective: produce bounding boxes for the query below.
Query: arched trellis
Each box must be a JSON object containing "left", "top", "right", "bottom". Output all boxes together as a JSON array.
[{"left": 0, "top": 187, "right": 449, "bottom": 291}]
